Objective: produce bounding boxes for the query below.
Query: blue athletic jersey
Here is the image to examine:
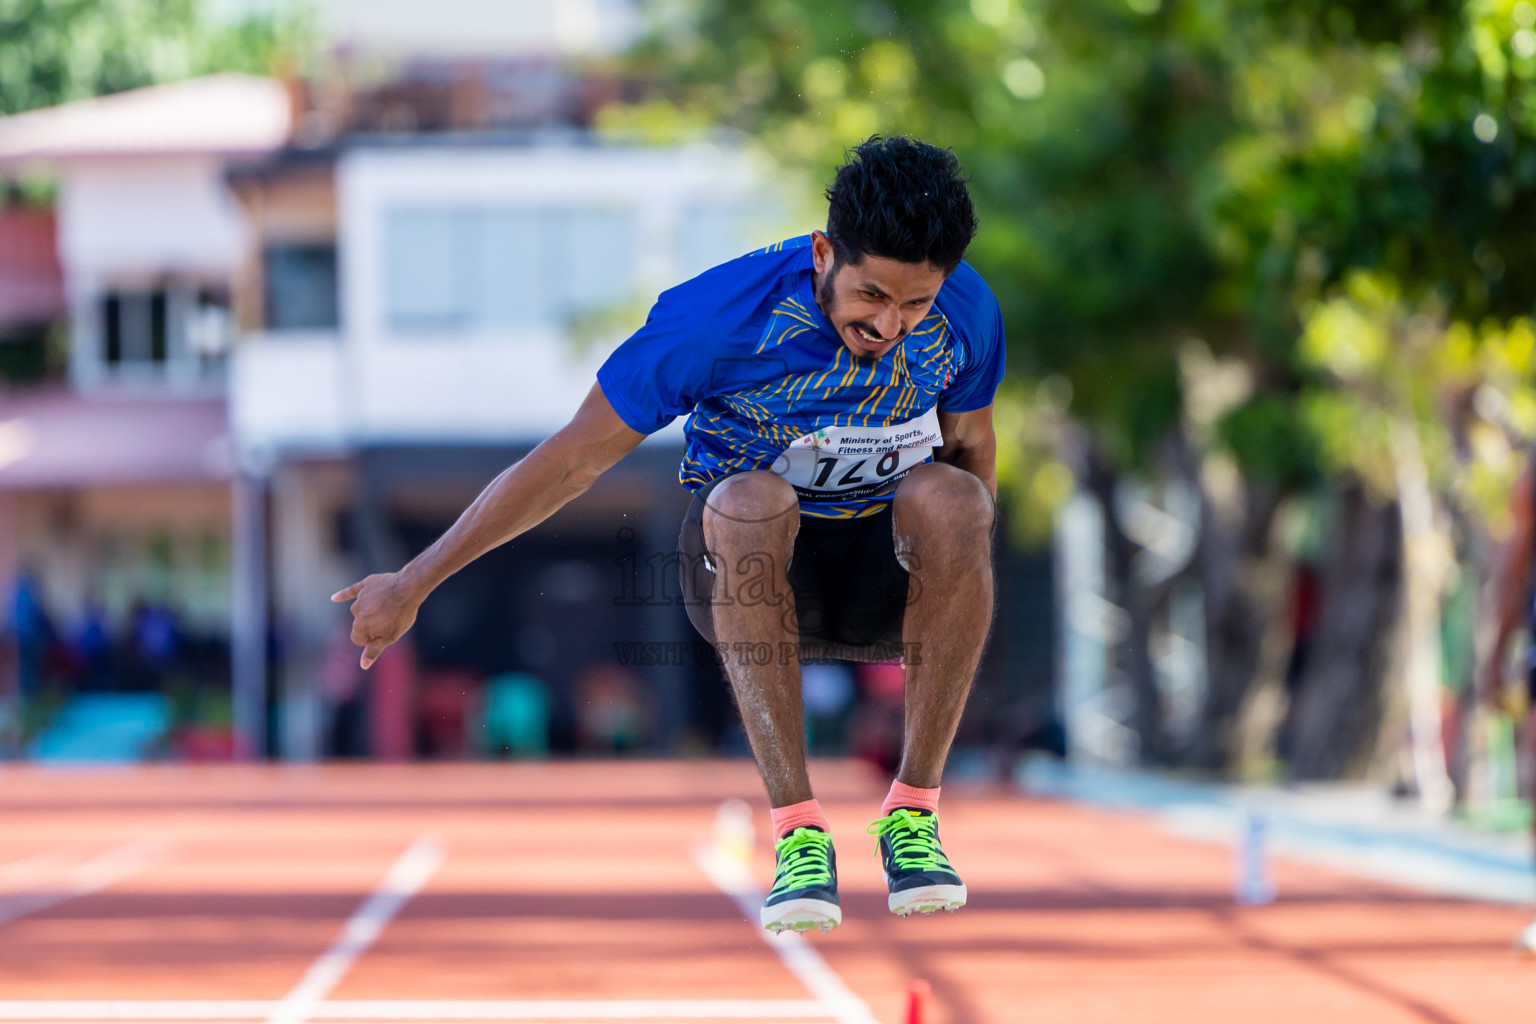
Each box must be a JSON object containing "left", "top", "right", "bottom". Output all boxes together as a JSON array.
[{"left": 596, "top": 235, "right": 1007, "bottom": 519}]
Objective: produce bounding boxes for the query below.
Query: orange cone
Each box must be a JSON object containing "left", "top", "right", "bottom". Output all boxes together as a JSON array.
[{"left": 903, "top": 979, "right": 933, "bottom": 1024}]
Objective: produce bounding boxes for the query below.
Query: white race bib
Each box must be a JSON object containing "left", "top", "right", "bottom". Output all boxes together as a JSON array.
[{"left": 770, "top": 408, "right": 943, "bottom": 501}]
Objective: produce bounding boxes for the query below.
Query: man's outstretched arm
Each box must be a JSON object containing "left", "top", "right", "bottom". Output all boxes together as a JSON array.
[{"left": 331, "top": 382, "right": 646, "bottom": 668}]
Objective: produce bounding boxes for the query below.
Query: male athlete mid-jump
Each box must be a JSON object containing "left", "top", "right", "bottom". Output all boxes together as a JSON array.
[{"left": 334, "top": 136, "right": 1005, "bottom": 934}]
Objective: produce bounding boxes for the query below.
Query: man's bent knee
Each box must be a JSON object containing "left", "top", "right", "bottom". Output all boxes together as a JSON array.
[
  {"left": 893, "top": 463, "right": 994, "bottom": 538},
  {"left": 702, "top": 472, "right": 800, "bottom": 538}
]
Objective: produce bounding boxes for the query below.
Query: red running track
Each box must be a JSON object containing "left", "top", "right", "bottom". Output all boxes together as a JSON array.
[{"left": 0, "top": 761, "right": 1528, "bottom": 1023}]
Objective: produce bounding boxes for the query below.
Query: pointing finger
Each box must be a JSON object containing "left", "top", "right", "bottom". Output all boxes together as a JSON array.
[
  {"left": 331, "top": 581, "right": 364, "bottom": 602},
  {"left": 361, "top": 640, "right": 389, "bottom": 670}
]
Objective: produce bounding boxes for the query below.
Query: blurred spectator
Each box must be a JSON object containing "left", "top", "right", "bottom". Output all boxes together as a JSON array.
[
  {"left": 574, "top": 662, "right": 647, "bottom": 753},
  {"left": 418, "top": 668, "right": 481, "bottom": 758},
  {"left": 0, "top": 633, "right": 17, "bottom": 757},
  {"left": 801, "top": 661, "right": 855, "bottom": 754},
  {"left": 129, "top": 601, "right": 181, "bottom": 692},
  {"left": 1439, "top": 552, "right": 1479, "bottom": 795},
  {"left": 11, "top": 571, "right": 53, "bottom": 699},
  {"left": 71, "top": 602, "right": 113, "bottom": 692},
  {"left": 1479, "top": 458, "right": 1536, "bottom": 953},
  {"left": 1276, "top": 562, "right": 1321, "bottom": 766}
]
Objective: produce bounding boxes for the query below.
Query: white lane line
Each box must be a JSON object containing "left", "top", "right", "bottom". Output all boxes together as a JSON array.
[
  {"left": 0, "top": 1006, "right": 270, "bottom": 1020},
  {"left": 0, "top": 1002, "right": 835, "bottom": 1021},
  {"left": 692, "top": 843, "right": 879, "bottom": 1024},
  {"left": 0, "top": 846, "right": 87, "bottom": 886},
  {"left": 0, "top": 839, "right": 172, "bottom": 927},
  {"left": 312, "top": 1002, "right": 836, "bottom": 1020},
  {"left": 265, "top": 835, "right": 447, "bottom": 1024}
]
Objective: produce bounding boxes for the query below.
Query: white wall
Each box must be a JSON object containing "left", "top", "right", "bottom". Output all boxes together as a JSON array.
[
  {"left": 60, "top": 156, "right": 248, "bottom": 392},
  {"left": 230, "top": 331, "right": 347, "bottom": 455},
  {"left": 58, "top": 157, "right": 248, "bottom": 280}
]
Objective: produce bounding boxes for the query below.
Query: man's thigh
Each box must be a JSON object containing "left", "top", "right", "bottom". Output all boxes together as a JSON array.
[
  {"left": 793, "top": 510, "right": 908, "bottom": 649},
  {"left": 677, "top": 478, "right": 907, "bottom": 656}
]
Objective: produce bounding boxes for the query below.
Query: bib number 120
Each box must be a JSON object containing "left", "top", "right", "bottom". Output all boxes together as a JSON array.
[{"left": 811, "top": 449, "right": 902, "bottom": 487}]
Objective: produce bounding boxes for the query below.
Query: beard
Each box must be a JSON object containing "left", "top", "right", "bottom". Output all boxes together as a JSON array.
[
  {"left": 817, "top": 260, "right": 901, "bottom": 348},
  {"left": 816, "top": 259, "right": 840, "bottom": 316}
]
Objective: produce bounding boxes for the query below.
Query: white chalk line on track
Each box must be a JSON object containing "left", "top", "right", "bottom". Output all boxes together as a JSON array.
[
  {"left": 266, "top": 835, "right": 448, "bottom": 1024},
  {"left": 0, "top": 838, "right": 173, "bottom": 927},
  {"left": 0, "top": 845, "right": 89, "bottom": 885},
  {"left": 0, "top": 826, "right": 862, "bottom": 1024},
  {"left": 0, "top": 1003, "right": 838, "bottom": 1022},
  {"left": 691, "top": 843, "right": 879, "bottom": 1024}
]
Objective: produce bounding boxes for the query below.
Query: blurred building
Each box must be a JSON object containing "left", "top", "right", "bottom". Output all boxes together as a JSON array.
[
  {"left": 0, "top": 75, "right": 286, "bottom": 759},
  {"left": 229, "top": 139, "right": 763, "bottom": 760},
  {"left": 0, "top": 0, "right": 770, "bottom": 760}
]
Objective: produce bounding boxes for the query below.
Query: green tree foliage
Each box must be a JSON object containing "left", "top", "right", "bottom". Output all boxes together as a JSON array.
[
  {"left": 616, "top": 0, "right": 1236, "bottom": 477},
  {"left": 617, "top": 0, "right": 1536, "bottom": 501},
  {"left": 615, "top": 0, "right": 1536, "bottom": 774},
  {"left": 1216, "top": 0, "right": 1536, "bottom": 509},
  {"left": 0, "top": 0, "right": 310, "bottom": 117}
]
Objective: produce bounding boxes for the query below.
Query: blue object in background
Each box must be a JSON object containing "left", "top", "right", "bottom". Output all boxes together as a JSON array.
[
  {"left": 1235, "top": 807, "right": 1277, "bottom": 905},
  {"left": 28, "top": 694, "right": 171, "bottom": 762},
  {"left": 482, "top": 673, "right": 550, "bottom": 758}
]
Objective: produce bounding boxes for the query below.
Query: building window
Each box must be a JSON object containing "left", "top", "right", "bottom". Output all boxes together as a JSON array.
[
  {"left": 103, "top": 291, "right": 167, "bottom": 366},
  {"left": 99, "top": 284, "right": 231, "bottom": 377},
  {"left": 384, "top": 210, "right": 470, "bottom": 330},
  {"left": 264, "top": 244, "right": 339, "bottom": 330},
  {"left": 382, "top": 206, "right": 637, "bottom": 333}
]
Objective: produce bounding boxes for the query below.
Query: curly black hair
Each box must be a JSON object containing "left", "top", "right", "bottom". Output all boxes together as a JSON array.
[{"left": 824, "top": 136, "right": 978, "bottom": 274}]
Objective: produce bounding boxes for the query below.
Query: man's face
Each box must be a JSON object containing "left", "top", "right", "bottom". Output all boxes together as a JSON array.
[{"left": 811, "top": 230, "right": 948, "bottom": 360}]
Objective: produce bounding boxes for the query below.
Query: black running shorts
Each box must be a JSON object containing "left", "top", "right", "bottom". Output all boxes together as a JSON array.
[{"left": 677, "top": 475, "right": 910, "bottom": 662}]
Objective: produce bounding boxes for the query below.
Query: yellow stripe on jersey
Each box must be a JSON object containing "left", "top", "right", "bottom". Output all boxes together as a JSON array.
[{"left": 680, "top": 299, "right": 962, "bottom": 518}]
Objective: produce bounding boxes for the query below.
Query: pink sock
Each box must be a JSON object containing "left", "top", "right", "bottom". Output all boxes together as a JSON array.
[
  {"left": 883, "top": 780, "right": 940, "bottom": 816},
  {"left": 770, "top": 798, "right": 831, "bottom": 838}
]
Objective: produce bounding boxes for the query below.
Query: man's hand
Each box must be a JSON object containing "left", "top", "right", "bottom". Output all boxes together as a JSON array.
[
  {"left": 325, "top": 383, "right": 646, "bottom": 670},
  {"left": 331, "top": 573, "right": 422, "bottom": 670}
]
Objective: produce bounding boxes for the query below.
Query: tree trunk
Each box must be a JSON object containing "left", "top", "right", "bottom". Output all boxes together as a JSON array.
[
  {"left": 1084, "top": 448, "right": 1166, "bottom": 764},
  {"left": 1285, "top": 481, "right": 1403, "bottom": 781},
  {"left": 1390, "top": 420, "right": 1454, "bottom": 811},
  {"left": 1187, "top": 470, "right": 1283, "bottom": 772}
]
